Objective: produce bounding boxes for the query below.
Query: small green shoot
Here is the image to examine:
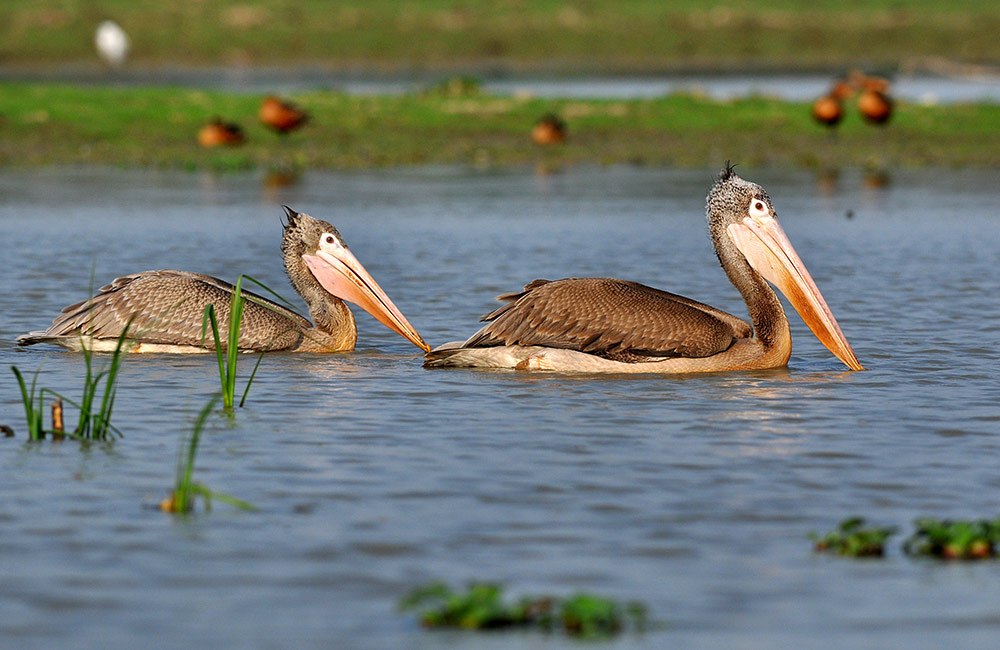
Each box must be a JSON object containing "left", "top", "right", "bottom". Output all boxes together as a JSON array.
[
  {"left": 903, "top": 517, "right": 1000, "bottom": 560},
  {"left": 810, "top": 517, "right": 897, "bottom": 557},
  {"left": 161, "top": 395, "right": 256, "bottom": 514},
  {"left": 400, "top": 582, "right": 646, "bottom": 638}
]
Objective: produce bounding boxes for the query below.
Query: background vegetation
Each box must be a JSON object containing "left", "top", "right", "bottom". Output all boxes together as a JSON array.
[{"left": 2, "top": 0, "right": 999, "bottom": 72}]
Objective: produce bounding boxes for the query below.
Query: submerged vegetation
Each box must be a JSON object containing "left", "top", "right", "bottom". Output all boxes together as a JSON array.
[
  {"left": 399, "top": 582, "right": 647, "bottom": 638},
  {"left": 1, "top": 83, "right": 999, "bottom": 171}
]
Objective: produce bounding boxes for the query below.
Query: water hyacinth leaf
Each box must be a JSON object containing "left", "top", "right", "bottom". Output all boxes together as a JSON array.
[
  {"left": 399, "top": 582, "right": 644, "bottom": 637},
  {"left": 810, "top": 517, "right": 897, "bottom": 557}
]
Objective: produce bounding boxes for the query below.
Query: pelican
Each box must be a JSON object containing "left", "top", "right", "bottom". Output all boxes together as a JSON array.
[
  {"left": 18, "top": 208, "right": 429, "bottom": 354},
  {"left": 425, "top": 165, "right": 863, "bottom": 373}
]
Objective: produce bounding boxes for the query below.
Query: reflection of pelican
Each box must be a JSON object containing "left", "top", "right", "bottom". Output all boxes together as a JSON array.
[
  {"left": 198, "top": 118, "right": 245, "bottom": 147},
  {"left": 425, "top": 165, "right": 863, "bottom": 373},
  {"left": 95, "top": 20, "right": 129, "bottom": 68},
  {"left": 19, "top": 208, "right": 429, "bottom": 354},
  {"left": 259, "top": 96, "right": 308, "bottom": 135}
]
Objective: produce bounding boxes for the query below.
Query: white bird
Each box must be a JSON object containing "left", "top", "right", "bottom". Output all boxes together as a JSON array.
[{"left": 95, "top": 20, "right": 130, "bottom": 68}]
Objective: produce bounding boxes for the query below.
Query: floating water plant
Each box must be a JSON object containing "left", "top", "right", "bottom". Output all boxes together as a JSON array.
[
  {"left": 810, "top": 517, "right": 897, "bottom": 557},
  {"left": 903, "top": 517, "right": 1000, "bottom": 560},
  {"left": 10, "top": 321, "right": 131, "bottom": 441},
  {"left": 160, "top": 395, "right": 255, "bottom": 514},
  {"left": 399, "top": 582, "right": 646, "bottom": 639}
]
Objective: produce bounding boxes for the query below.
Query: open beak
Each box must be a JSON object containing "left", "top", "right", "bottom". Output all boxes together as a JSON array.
[
  {"left": 728, "top": 216, "right": 864, "bottom": 371},
  {"left": 303, "top": 249, "right": 431, "bottom": 352}
]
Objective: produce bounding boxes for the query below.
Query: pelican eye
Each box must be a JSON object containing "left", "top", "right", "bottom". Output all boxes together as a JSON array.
[
  {"left": 748, "top": 199, "right": 769, "bottom": 218},
  {"left": 324, "top": 235, "right": 334, "bottom": 244}
]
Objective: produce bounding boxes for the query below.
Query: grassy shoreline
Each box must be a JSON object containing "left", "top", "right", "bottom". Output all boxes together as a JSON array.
[{"left": 1, "top": 82, "right": 999, "bottom": 170}]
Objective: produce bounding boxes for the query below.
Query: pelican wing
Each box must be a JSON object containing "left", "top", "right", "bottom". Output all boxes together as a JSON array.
[
  {"left": 26, "top": 270, "right": 311, "bottom": 351},
  {"left": 464, "top": 278, "right": 750, "bottom": 360}
]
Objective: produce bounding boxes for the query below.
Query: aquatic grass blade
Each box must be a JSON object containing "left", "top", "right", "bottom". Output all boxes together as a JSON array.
[
  {"left": 226, "top": 276, "right": 247, "bottom": 407},
  {"left": 202, "top": 304, "right": 233, "bottom": 410},
  {"left": 164, "top": 395, "right": 256, "bottom": 514},
  {"left": 172, "top": 395, "right": 219, "bottom": 513},
  {"left": 10, "top": 365, "right": 45, "bottom": 439},
  {"left": 239, "top": 353, "right": 265, "bottom": 408},
  {"left": 200, "top": 275, "right": 273, "bottom": 411},
  {"left": 71, "top": 317, "right": 132, "bottom": 440}
]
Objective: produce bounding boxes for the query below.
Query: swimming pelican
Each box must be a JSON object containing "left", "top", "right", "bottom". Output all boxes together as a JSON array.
[
  {"left": 425, "top": 165, "right": 863, "bottom": 373},
  {"left": 18, "top": 208, "right": 429, "bottom": 354},
  {"left": 95, "top": 20, "right": 130, "bottom": 68}
]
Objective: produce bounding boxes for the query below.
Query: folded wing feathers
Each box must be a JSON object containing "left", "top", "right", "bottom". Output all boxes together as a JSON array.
[
  {"left": 465, "top": 277, "right": 744, "bottom": 359},
  {"left": 27, "top": 270, "right": 310, "bottom": 351}
]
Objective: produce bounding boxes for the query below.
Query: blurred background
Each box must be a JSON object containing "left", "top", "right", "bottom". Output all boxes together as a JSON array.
[
  {"left": 1, "top": 0, "right": 999, "bottom": 171},
  {"left": 3, "top": 0, "right": 1000, "bottom": 74}
]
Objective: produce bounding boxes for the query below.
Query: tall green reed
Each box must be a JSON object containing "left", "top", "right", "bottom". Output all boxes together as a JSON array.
[{"left": 200, "top": 274, "right": 300, "bottom": 412}]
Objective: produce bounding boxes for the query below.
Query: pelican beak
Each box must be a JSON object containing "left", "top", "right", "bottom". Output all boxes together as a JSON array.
[
  {"left": 728, "top": 216, "right": 864, "bottom": 371},
  {"left": 302, "top": 248, "right": 431, "bottom": 352}
]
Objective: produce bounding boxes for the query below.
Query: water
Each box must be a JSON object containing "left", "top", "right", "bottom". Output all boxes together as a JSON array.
[
  {"left": 1, "top": 166, "right": 999, "bottom": 649},
  {"left": 5, "top": 66, "right": 1000, "bottom": 104}
]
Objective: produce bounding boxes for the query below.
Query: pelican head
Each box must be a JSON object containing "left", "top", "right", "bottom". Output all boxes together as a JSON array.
[
  {"left": 707, "top": 164, "right": 863, "bottom": 370},
  {"left": 281, "top": 207, "right": 429, "bottom": 352}
]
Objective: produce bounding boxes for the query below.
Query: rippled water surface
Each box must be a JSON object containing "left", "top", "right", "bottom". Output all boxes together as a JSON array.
[{"left": 2, "top": 166, "right": 999, "bottom": 649}]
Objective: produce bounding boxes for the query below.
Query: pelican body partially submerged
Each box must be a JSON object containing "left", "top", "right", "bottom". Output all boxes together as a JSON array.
[
  {"left": 18, "top": 208, "right": 429, "bottom": 354},
  {"left": 425, "top": 165, "right": 863, "bottom": 373}
]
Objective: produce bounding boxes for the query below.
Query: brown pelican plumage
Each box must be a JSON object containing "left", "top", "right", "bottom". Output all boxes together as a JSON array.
[
  {"left": 18, "top": 208, "right": 429, "bottom": 354},
  {"left": 425, "top": 165, "right": 863, "bottom": 373}
]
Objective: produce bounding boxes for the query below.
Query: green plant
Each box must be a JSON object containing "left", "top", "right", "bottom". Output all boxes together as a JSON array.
[
  {"left": 201, "top": 275, "right": 262, "bottom": 412},
  {"left": 810, "top": 517, "right": 898, "bottom": 557},
  {"left": 561, "top": 593, "right": 647, "bottom": 639},
  {"left": 10, "top": 320, "right": 131, "bottom": 441},
  {"left": 160, "top": 395, "right": 255, "bottom": 514},
  {"left": 10, "top": 364, "right": 49, "bottom": 440},
  {"left": 400, "top": 582, "right": 645, "bottom": 638},
  {"left": 903, "top": 517, "right": 1000, "bottom": 560}
]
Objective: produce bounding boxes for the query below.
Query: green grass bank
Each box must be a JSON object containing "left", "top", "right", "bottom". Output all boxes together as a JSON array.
[{"left": 1, "top": 82, "right": 999, "bottom": 170}]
